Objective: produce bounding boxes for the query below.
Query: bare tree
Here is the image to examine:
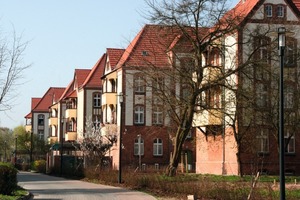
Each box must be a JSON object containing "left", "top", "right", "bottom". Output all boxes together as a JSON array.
[
  {"left": 0, "top": 30, "right": 29, "bottom": 111},
  {"left": 139, "top": 0, "right": 246, "bottom": 176}
]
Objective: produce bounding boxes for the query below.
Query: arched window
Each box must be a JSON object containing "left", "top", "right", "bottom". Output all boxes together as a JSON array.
[{"left": 153, "top": 138, "right": 163, "bottom": 156}]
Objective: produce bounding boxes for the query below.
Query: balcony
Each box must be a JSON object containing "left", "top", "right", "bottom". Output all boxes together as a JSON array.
[
  {"left": 65, "top": 109, "right": 77, "bottom": 119},
  {"left": 25, "top": 125, "right": 32, "bottom": 133},
  {"left": 101, "top": 92, "right": 117, "bottom": 106},
  {"left": 49, "top": 117, "right": 58, "bottom": 126},
  {"left": 193, "top": 109, "right": 223, "bottom": 127},
  {"left": 48, "top": 136, "right": 58, "bottom": 144},
  {"left": 65, "top": 131, "right": 77, "bottom": 141}
]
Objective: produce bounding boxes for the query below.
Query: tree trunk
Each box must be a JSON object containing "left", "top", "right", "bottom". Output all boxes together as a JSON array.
[{"left": 166, "top": 105, "right": 195, "bottom": 176}]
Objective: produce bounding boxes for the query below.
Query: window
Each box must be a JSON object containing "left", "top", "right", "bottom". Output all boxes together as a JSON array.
[
  {"left": 277, "top": 5, "right": 284, "bottom": 17},
  {"left": 153, "top": 138, "right": 163, "bottom": 156},
  {"left": 256, "top": 83, "right": 268, "bottom": 108},
  {"left": 265, "top": 5, "right": 272, "bottom": 17},
  {"left": 153, "top": 105, "right": 163, "bottom": 125},
  {"left": 134, "top": 75, "right": 145, "bottom": 93},
  {"left": 38, "top": 114, "right": 44, "bottom": 126},
  {"left": 38, "top": 130, "right": 44, "bottom": 140},
  {"left": 134, "top": 137, "right": 144, "bottom": 156},
  {"left": 68, "top": 121, "right": 73, "bottom": 132},
  {"left": 93, "top": 93, "right": 101, "bottom": 108},
  {"left": 206, "top": 86, "right": 221, "bottom": 108},
  {"left": 284, "top": 84, "right": 294, "bottom": 109},
  {"left": 134, "top": 106, "right": 144, "bottom": 125},
  {"left": 209, "top": 48, "right": 220, "bottom": 66},
  {"left": 153, "top": 77, "right": 164, "bottom": 93},
  {"left": 284, "top": 130, "right": 295, "bottom": 153},
  {"left": 285, "top": 37, "right": 297, "bottom": 67},
  {"left": 254, "top": 36, "right": 271, "bottom": 64},
  {"left": 256, "top": 129, "right": 269, "bottom": 153}
]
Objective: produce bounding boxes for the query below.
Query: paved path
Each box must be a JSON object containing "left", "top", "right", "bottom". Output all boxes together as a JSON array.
[{"left": 18, "top": 171, "right": 157, "bottom": 200}]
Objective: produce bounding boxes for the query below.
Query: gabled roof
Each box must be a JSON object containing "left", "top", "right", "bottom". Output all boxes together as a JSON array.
[
  {"left": 224, "top": 0, "right": 300, "bottom": 26},
  {"left": 117, "top": 24, "right": 209, "bottom": 69},
  {"left": 117, "top": 25, "right": 183, "bottom": 68},
  {"left": 74, "top": 69, "right": 91, "bottom": 89},
  {"left": 32, "top": 98, "right": 41, "bottom": 110},
  {"left": 32, "top": 87, "right": 65, "bottom": 112},
  {"left": 82, "top": 53, "right": 107, "bottom": 88},
  {"left": 59, "top": 80, "right": 74, "bottom": 101},
  {"left": 107, "top": 48, "right": 124, "bottom": 70},
  {"left": 25, "top": 98, "right": 41, "bottom": 118}
]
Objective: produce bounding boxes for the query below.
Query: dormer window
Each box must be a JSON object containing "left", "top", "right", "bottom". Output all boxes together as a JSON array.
[
  {"left": 264, "top": 4, "right": 286, "bottom": 19},
  {"left": 265, "top": 5, "right": 272, "bottom": 17},
  {"left": 277, "top": 5, "right": 284, "bottom": 18}
]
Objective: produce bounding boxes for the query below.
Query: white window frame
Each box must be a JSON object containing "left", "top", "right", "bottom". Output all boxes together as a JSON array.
[
  {"left": 256, "top": 83, "right": 268, "bottom": 108},
  {"left": 256, "top": 129, "right": 269, "bottom": 153},
  {"left": 265, "top": 5, "right": 272, "bottom": 17},
  {"left": 277, "top": 5, "right": 284, "bottom": 18},
  {"left": 284, "top": 85, "right": 294, "bottom": 109},
  {"left": 38, "top": 114, "right": 45, "bottom": 126},
  {"left": 93, "top": 93, "right": 101, "bottom": 108},
  {"left": 38, "top": 130, "right": 44, "bottom": 140},
  {"left": 134, "top": 137, "right": 144, "bottom": 156},
  {"left": 153, "top": 138, "right": 163, "bottom": 156},
  {"left": 152, "top": 105, "right": 163, "bottom": 125},
  {"left": 134, "top": 106, "right": 144, "bottom": 124},
  {"left": 134, "top": 76, "right": 145, "bottom": 93}
]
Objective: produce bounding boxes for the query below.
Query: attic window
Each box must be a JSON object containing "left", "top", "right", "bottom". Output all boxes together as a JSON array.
[
  {"left": 265, "top": 4, "right": 272, "bottom": 17},
  {"left": 142, "top": 51, "right": 149, "bottom": 56}
]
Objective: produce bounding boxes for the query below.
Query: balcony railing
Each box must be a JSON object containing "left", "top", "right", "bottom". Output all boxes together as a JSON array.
[
  {"left": 101, "top": 92, "right": 117, "bottom": 106},
  {"left": 25, "top": 125, "right": 32, "bottom": 133},
  {"left": 193, "top": 108, "right": 223, "bottom": 126},
  {"left": 65, "top": 131, "right": 77, "bottom": 141},
  {"left": 49, "top": 117, "right": 58, "bottom": 126},
  {"left": 48, "top": 136, "right": 58, "bottom": 144},
  {"left": 65, "top": 109, "right": 77, "bottom": 119}
]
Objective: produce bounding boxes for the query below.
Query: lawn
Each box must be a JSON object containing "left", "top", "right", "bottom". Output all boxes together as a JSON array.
[{"left": 83, "top": 168, "right": 300, "bottom": 200}]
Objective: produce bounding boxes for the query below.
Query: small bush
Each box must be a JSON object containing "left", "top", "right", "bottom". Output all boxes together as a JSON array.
[
  {"left": 0, "top": 162, "right": 18, "bottom": 195},
  {"left": 32, "top": 160, "right": 46, "bottom": 173}
]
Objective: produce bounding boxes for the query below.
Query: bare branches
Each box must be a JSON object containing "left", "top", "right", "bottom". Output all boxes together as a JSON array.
[{"left": 0, "top": 29, "right": 30, "bottom": 111}]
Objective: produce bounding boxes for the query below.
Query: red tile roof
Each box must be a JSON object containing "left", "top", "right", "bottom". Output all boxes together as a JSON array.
[
  {"left": 32, "top": 87, "right": 65, "bottom": 112},
  {"left": 224, "top": 0, "right": 300, "bottom": 26},
  {"left": 31, "top": 98, "right": 41, "bottom": 110},
  {"left": 107, "top": 48, "right": 124, "bottom": 70},
  {"left": 117, "top": 24, "right": 209, "bottom": 69},
  {"left": 117, "top": 25, "right": 188, "bottom": 68},
  {"left": 82, "top": 53, "right": 107, "bottom": 88},
  {"left": 59, "top": 80, "right": 75, "bottom": 101},
  {"left": 74, "top": 69, "right": 91, "bottom": 89},
  {"left": 293, "top": 0, "right": 300, "bottom": 9},
  {"left": 24, "top": 112, "right": 32, "bottom": 119}
]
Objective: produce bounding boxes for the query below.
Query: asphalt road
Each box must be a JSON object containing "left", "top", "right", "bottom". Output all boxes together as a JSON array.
[{"left": 17, "top": 171, "right": 157, "bottom": 200}]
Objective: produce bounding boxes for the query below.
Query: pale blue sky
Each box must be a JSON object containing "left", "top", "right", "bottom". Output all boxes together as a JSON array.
[{"left": 0, "top": 0, "right": 238, "bottom": 129}]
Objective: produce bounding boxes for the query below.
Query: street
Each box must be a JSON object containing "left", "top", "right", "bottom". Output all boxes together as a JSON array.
[{"left": 17, "top": 171, "right": 157, "bottom": 200}]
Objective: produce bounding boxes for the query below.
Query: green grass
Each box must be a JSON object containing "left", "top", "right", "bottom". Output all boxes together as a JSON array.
[{"left": 0, "top": 186, "right": 28, "bottom": 200}]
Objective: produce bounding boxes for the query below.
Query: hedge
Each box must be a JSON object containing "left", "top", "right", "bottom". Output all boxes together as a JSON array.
[{"left": 0, "top": 162, "right": 18, "bottom": 195}]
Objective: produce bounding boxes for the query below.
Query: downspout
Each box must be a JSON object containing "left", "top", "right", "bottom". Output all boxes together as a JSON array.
[{"left": 221, "top": 38, "right": 226, "bottom": 175}]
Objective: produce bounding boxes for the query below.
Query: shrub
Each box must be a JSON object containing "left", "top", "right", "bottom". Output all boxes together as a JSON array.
[
  {"left": 32, "top": 160, "right": 46, "bottom": 173},
  {"left": 0, "top": 162, "right": 18, "bottom": 195}
]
